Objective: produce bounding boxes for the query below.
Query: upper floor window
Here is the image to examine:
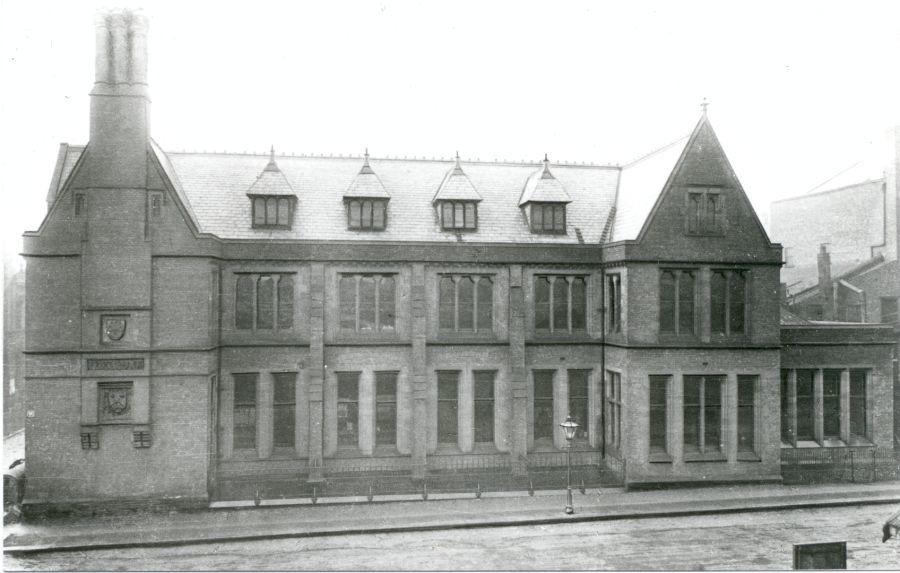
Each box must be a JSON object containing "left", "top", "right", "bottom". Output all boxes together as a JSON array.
[
  {"left": 440, "top": 200, "right": 477, "bottom": 231},
  {"left": 606, "top": 273, "right": 622, "bottom": 333},
  {"left": 339, "top": 274, "right": 396, "bottom": 333},
  {"left": 686, "top": 188, "right": 724, "bottom": 235},
  {"left": 530, "top": 203, "right": 566, "bottom": 234},
  {"left": 660, "top": 270, "right": 695, "bottom": 336},
  {"left": 251, "top": 196, "right": 294, "bottom": 229},
  {"left": 439, "top": 275, "right": 493, "bottom": 333},
  {"left": 235, "top": 274, "right": 294, "bottom": 330},
  {"left": 881, "top": 297, "right": 898, "bottom": 323},
  {"left": 347, "top": 198, "right": 387, "bottom": 230},
  {"left": 534, "top": 275, "right": 587, "bottom": 333},
  {"left": 710, "top": 270, "right": 746, "bottom": 335}
]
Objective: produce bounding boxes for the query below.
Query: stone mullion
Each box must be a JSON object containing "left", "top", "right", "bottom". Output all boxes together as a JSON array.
[
  {"left": 508, "top": 265, "right": 528, "bottom": 474},
  {"left": 410, "top": 263, "right": 428, "bottom": 479},
  {"left": 307, "top": 262, "right": 326, "bottom": 483}
]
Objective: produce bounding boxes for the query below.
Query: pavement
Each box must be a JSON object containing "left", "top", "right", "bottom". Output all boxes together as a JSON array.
[{"left": 4, "top": 480, "right": 899, "bottom": 554}]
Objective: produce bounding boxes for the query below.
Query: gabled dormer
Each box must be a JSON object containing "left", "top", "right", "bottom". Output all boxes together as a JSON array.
[
  {"left": 433, "top": 153, "right": 482, "bottom": 231},
  {"left": 520, "top": 155, "right": 572, "bottom": 234},
  {"left": 344, "top": 150, "right": 390, "bottom": 231},
  {"left": 247, "top": 147, "right": 296, "bottom": 229}
]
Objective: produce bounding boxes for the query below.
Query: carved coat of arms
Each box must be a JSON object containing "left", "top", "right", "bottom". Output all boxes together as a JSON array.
[
  {"left": 103, "top": 317, "right": 127, "bottom": 342},
  {"left": 105, "top": 388, "right": 129, "bottom": 416}
]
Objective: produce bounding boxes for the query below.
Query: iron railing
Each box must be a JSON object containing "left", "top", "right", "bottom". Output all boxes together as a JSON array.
[{"left": 781, "top": 447, "right": 900, "bottom": 485}]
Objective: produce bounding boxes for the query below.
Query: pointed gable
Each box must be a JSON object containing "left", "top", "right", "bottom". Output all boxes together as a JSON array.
[
  {"left": 246, "top": 147, "right": 295, "bottom": 196},
  {"left": 519, "top": 155, "right": 572, "bottom": 206},
  {"left": 433, "top": 154, "right": 482, "bottom": 202},
  {"left": 345, "top": 150, "right": 390, "bottom": 199}
]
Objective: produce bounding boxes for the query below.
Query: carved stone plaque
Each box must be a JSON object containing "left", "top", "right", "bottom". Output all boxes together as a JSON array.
[
  {"left": 98, "top": 382, "right": 133, "bottom": 422},
  {"left": 87, "top": 358, "right": 145, "bottom": 371},
  {"left": 101, "top": 315, "right": 128, "bottom": 344}
]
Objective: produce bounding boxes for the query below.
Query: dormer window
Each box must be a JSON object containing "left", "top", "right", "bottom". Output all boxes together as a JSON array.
[
  {"left": 440, "top": 200, "right": 477, "bottom": 231},
  {"left": 347, "top": 198, "right": 388, "bottom": 230},
  {"left": 252, "top": 196, "right": 294, "bottom": 229},
  {"left": 530, "top": 202, "right": 566, "bottom": 234}
]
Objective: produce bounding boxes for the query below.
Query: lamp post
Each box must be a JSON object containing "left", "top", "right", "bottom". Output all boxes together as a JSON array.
[{"left": 559, "top": 414, "right": 579, "bottom": 515}]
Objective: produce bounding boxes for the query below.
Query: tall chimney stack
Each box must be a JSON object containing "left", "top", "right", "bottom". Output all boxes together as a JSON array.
[
  {"left": 817, "top": 243, "right": 834, "bottom": 320},
  {"left": 84, "top": 9, "right": 150, "bottom": 188}
]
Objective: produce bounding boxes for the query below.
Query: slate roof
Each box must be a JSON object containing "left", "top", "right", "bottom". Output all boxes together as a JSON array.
[
  {"left": 518, "top": 157, "right": 572, "bottom": 206},
  {"left": 246, "top": 150, "right": 296, "bottom": 196},
  {"left": 432, "top": 156, "right": 482, "bottom": 202},
  {"left": 611, "top": 134, "right": 689, "bottom": 242},
  {"left": 344, "top": 152, "right": 390, "bottom": 199}
]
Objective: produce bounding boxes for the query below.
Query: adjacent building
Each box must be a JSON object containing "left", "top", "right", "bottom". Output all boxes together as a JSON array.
[{"left": 21, "top": 11, "right": 897, "bottom": 512}]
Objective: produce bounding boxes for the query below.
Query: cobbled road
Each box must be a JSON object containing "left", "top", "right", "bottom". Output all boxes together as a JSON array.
[{"left": 6, "top": 504, "right": 900, "bottom": 570}]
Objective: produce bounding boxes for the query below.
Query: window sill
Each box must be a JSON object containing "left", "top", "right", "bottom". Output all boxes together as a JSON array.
[
  {"left": 847, "top": 436, "right": 874, "bottom": 447},
  {"left": 737, "top": 451, "right": 762, "bottom": 462},
  {"left": 683, "top": 452, "right": 727, "bottom": 463},
  {"left": 649, "top": 451, "right": 673, "bottom": 463},
  {"left": 372, "top": 445, "right": 401, "bottom": 457},
  {"left": 333, "top": 447, "right": 363, "bottom": 458},
  {"left": 794, "top": 440, "right": 821, "bottom": 448},
  {"left": 822, "top": 437, "right": 846, "bottom": 448}
]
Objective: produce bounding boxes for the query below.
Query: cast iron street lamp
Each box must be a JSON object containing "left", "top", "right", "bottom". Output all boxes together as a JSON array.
[{"left": 559, "top": 414, "right": 579, "bottom": 514}]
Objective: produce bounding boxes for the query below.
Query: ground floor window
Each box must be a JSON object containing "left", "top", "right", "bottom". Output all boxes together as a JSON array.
[
  {"left": 437, "top": 370, "right": 460, "bottom": 445},
  {"left": 272, "top": 372, "right": 296, "bottom": 448},
  {"left": 375, "top": 371, "right": 398, "bottom": 447},
  {"left": 605, "top": 370, "right": 622, "bottom": 452},
  {"left": 737, "top": 375, "right": 757, "bottom": 454},
  {"left": 233, "top": 373, "right": 258, "bottom": 450},
  {"left": 337, "top": 372, "right": 360, "bottom": 447},
  {"left": 683, "top": 375, "right": 724, "bottom": 455},
  {"left": 474, "top": 370, "right": 496, "bottom": 444},
  {"left": 649, "top": 375, "right": 669, "bottom": 455},
  {"left": 567, "top": 370, "right": 590, "bottom": 442},
  {"left": 781, "top": 368, "right": 871, "bottom": 445},
  {"left": 533, "top": 370, "right": 555, "bottom": 441}
]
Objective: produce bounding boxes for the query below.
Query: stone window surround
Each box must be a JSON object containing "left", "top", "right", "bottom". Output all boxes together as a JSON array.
[
  {"left": 657, "top": 266, "right": 754, "bottom": 342},
  {"left": 684, "top": 186, "right": 726, "bottom": 236},
  {"left": 532, "top": 274, "right": 589, "bottom": 334},
  {"left": 346, "top": 197, "right": 388, "bottom": 231},
  {"left": 428, "top": 366, "right": 508, "bottom": 455},
  {"left": 439, "top": 200, "right": 478, "bottom": 231},
  {"left": 605, "top": 272, "right": 623, "bottom": 334},
  {"left": 604, "top": 368, "right": 623, "bottom": 455},
  {"left": 437, "top": 274, "right": 494, "bottom": 334},
  {"left": 250, "top": 195, "right": 294, "bottom": 229},
  {"left": 220, "top": 371, "right": 307, "bottom": 461},
  {"left": 234, "top": 272, "right": 296, "bottom": 331},
  {"left": 659, "top": 268, "right": 697, "bottom": 337},
  {"left": 526, "top": 365, "right": 598, "bottom": 452},
  {"left": 710, "top": 268, "right": 748, "bottom": 336},
  {"left": 780, "top": 367, "right": 873, "bottom": 448},
  {"left": 326, "top": 264, "right": 409, "bottom": 342},
  {"left": 646, "top": 372, "right": 762, "bottom": 464}
]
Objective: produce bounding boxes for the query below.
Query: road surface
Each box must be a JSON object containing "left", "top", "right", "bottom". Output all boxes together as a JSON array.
[{"left": 6, "top": 504, "right": 899, "bottom": 570}]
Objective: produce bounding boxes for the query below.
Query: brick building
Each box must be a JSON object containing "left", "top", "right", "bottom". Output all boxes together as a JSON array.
[{"left": 21, "top": 11, "right": 897, "bottom": 511}]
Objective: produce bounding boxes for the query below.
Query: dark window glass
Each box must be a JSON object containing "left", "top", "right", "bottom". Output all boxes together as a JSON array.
[
  {"left": 823, "top": 370, "right": 841, "bottom": 438},
  {"left": 359, "top": 276, "right": 376, "bottom": 331},
  {"left": 266, "top": 198, "right": 278, "bottom": 224},
  {"left": 379, "top": 275, "right": 395, "bottom": 331},
  {"left": 534, "top": 277, "right": 551, "bottom": 330},
  {"left": 337, "top": 372, "right": 359, "bottom": 447},
  {"left": 684, "top": 375, "right": 723, "bottom": 454},
  {"left": 464, "top": 203, "right": 476, "bottom": 229},
  {"left": 659, "top": 271, "right": 676, "bottom": 333},
  {"left": 235, "top": 275, "right": 254, "bottom": 330},
  {"left": 780, "top": 370, "right": 793, "bottom": 444},
  {"left": 273, "top": 373, "right": 296, "bottom": 448},
  {"left": 678, "top": 272, "right": 695, "bottom": 334},
  {"left": 439, "top": 276, "right": 455, "bottom": 330},
  {"left": 533, "top": 370, "right": 555, "bottom": 440},
  {"left": 375, "top": 372, "right": 398, "bottom": 446},
  {"left": 553, "top": 205, "right": 565, "bottom": 230},
  {"left": 571, "top": 277, "right": 587, "bottom": 331},
  {"left": 454, "top": 203, "right": 465, "bottom": 228},
  {"left": 361, "top": 200, "right": 373, "bottom": 228},
  {"left": 683, "top": 376, "right": 701, "bottom": 453},
  {"left": 372, "top": 200, "right": 385, "bottom": 229},
  {"left": 605, "top": 370, "right": 622, "bottom": 450},
  {"left": 607, "top": 274, "right": 621, "bottom": 332},
  {"left": 339, "top": 275, "right": 356, "bottom": 330},
  {"left": 253, "top": 197, "right": 266, "bottom": 226},
  {"left": 437, "top": 371, "right": 459, "bottom": 445},
  {"left": 75, "top": 193, "right": 85, "bottom": 216},
  {"left": 567, "top": 370, "right": 590, "bottom": 441},
  {"left": 849, "top": 370, "right": 867, "bottom": 438},
  {"left": 711, "top": 271, "right": 727, "bottom": 334},
  {"left": 729, "top": 272, "right": 746, "bottom": 333},
  {"left": 796, "top": 369, "right": 815, "bottom": 440},
  {"left": 458, "top": 277, "right": 475, "bottom": 331},
  {"left": 704, "top": 376, "right": 723, "bottom": 452},
  {"left": 688, "top": 192, "right": 701, "bottom": 233},
  {"left": 256, "top": 276, "right": 274, "bottom": 329},
  {"left": 553, "top": 277, "right": 568, "bottom": 331},
  {"left": 233, "top": 374, "right": 257, "bottom": 450},
  {"left": 706, "top": 194, "right": 719, "bottom": 232},
  {"left": 649, "top": 375, "right": 668, "bottom": 453},
  {"left": 477, "top": 277, "right": 493, "bottom": 332},
  {"left": 474, "top": 371, "right": 495, "bottom": 443},
  {"left": 531, "top": 203, "right": 543, "bottom": 232},
  {"left": 277, "top": 198, "right": 290, "bottom": 226},
  {"left": 349, "top": 200, "right": 361, "bottom": 228},
  {"left": 441, "top": 202, "right": 453, "bottom": 228},
  {"left": 277, "top": 276, "right": 293, "bottom": 329}
]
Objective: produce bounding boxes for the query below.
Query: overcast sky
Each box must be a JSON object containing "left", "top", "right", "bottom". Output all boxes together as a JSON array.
[{"left": 2, "top": 0, "right": 899, "bottom": 268}]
